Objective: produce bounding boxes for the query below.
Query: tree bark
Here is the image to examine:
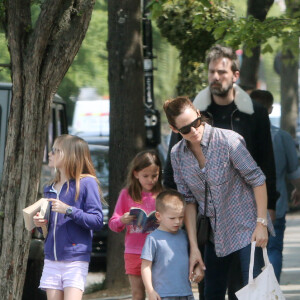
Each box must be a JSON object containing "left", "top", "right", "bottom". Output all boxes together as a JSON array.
[
  {"left": 280, "top": 0, "right": 299, "bottom": 136},
  {"left": 0, "top": 1, "right": 95, "bottom": 298},
  {"left": 106, "top": 0, "right": 145, "bottom": 290},
  {"left": 280, "top": 51, "right": 298, "bottom": 136},
  {"left": 239, "top": 0, "right": 274, "bottom": 90}
]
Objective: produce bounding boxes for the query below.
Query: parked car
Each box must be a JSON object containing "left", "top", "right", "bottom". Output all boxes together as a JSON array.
[{"left": 88, "top": 144, "right": 109, "bottom": 269}]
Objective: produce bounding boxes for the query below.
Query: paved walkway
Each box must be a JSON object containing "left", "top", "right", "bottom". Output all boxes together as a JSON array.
[
  {"left": 86, "top": 211, "right": 300, "bottom": 300},
  {"left": 279, "top": 211, "right": 300, "bottom": 299}
]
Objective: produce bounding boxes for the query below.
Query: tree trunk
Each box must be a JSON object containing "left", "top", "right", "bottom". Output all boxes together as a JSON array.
[
  {"left": 0, "top": 1, "right": 95, "bottom": 298},
  {"left": 239, "top": 0, "right": 274, "bottom": 90},
  {"left": 280, "top": 50, "right": 298, "bottom": 136},
  {"left": 106, "top": 0, "right": 145, "bottom": 290},
  {"left": 280, "top": 0, "right": 299, "bottom": 136}
]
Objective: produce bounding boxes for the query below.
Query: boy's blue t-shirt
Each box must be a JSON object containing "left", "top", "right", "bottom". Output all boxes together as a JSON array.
[{"left": 141, "top": 228, "right": 193, "bottom": 297}]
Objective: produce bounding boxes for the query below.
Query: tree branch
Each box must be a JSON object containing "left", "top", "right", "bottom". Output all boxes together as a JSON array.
[
  {"left": 27, "top": 0, "right": 65, "bottom": 68},
  {"left": 39, "top": 0, "right": 96, "bottom": 89},
  {"left": 0, "top": 64, "right": 11, "bottom": 68}
]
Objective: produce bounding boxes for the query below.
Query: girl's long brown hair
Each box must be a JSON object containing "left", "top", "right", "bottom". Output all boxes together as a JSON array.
[
  {"left": 52, "top": 134, "right": 103, "bottom": 201},
  {"left": 126, "top": 150, "right": 163, "bottom": 202}
]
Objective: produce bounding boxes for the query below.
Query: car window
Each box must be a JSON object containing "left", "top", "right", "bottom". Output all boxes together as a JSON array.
[{"left": 90, "top": 148, "right": 109, "bottom": 197}]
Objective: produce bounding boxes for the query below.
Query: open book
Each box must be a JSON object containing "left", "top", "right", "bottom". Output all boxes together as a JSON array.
[
  {"left": 129, "top": 207, "right": 158, "bottom": 233},
  {"left": 23, "top": 198, "right": 50, "bottom": 238}
]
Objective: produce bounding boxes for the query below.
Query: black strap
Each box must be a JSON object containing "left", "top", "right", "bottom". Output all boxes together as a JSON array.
[
  {"left": 203, "top": 181, "right": 208, "bottom": 216},
  {"left": 203, "top": 126, "right": 214, "bottom": 217}
]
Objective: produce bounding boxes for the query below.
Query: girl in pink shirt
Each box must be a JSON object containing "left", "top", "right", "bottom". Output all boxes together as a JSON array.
[{"left": 109, "top": 150, "right": 163, "bottom": 300}]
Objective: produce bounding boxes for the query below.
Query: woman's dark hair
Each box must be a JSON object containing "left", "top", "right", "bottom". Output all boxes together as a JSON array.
[{"left": 163, "top": 96, "right": 197, "bottom": 127}]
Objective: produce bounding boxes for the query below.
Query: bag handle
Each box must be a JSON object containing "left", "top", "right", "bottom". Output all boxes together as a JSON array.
[
  {"left": 203, "top": 126, "right": 214, "bottom": 217},
  {"left": 248, "top": 241, "right": 270, "bottom": 284}
]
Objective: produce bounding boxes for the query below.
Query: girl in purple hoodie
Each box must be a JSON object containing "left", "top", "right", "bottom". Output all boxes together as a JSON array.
[{"left": 34, "top": 134, "right": 103, "bottom": 300}]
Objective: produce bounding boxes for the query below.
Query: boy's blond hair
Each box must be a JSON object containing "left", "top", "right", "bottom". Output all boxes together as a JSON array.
[{"left": 156, "top": 190, "right": 186, "bottom": 212}]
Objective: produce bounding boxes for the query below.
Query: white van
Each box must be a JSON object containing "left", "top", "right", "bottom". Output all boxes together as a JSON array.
[
  {"left": 71, "top": 88, "right": 110, "bottom": 137},
  {"left": 269, "top": 103, "right": 281, "bottom": 127}
]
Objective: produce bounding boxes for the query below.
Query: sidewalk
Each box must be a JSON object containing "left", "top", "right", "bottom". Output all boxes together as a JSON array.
[
  {"left": 279, "top": 211, "right": 300, "bottom": 299},
  {"left": 85, "top": 211, "right": 300, "bottom": 300}
]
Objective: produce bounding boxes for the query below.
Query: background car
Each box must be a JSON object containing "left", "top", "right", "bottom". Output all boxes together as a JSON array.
[{"left": 88, "top": 144, "right": 109, "bottom": 270}]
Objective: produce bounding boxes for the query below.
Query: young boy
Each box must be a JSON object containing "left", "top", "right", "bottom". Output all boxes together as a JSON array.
[{"left": 141, "top": 190, "right": 200, "bottom": 300}]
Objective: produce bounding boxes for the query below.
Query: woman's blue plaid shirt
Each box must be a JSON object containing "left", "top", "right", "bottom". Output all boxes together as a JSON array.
[{"left": 171, "top": 123, "right": 275, "bottom": 257}]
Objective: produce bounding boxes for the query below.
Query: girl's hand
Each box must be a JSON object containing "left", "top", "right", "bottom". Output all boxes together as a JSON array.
[
  {"left": 189, "top": 246, "right": 206, "bottom": 281},
  {"left": 251, "top": 223, "right": 268, "bottom": 248},
  {"left": 33, "top": 212, "right": 48, "bottom": 227},
  {"left": 48, "top": 198, "right": 69, "bottom": 214},
  {"left": 120, "top": 212, "right": 135, "bottom": 224}
]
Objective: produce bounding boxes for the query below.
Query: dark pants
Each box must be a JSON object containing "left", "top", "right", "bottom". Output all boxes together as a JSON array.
[
  {"left": 198, "top": 257, "right": 243, "bottom": 300},
  {"left": 268, "top": 215, "right": 286, "bottom": 282},
  {"left": 198, "top": 242, "right": 264, "bottom": 300}
]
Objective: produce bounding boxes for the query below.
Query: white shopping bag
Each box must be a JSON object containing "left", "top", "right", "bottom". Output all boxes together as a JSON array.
[{"left": 235, "top": 241, "right": 285, "bottom": 300}]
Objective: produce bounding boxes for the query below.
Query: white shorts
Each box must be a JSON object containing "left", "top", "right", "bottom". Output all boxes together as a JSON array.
[{"left": 39, "top": 259, "right": 89, "bottom": 292}]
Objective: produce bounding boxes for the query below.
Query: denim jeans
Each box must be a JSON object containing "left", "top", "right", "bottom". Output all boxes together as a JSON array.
[
  {"left": 267, "top": 215, "right": 286, "bottom": 282},
  {"left": 203, "top": 242, "right": 264, "bottom": 300}
]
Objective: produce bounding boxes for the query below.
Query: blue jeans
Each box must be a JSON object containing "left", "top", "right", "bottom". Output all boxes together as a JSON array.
[
  {"left": 267, "top": 215, "right": 286, "bottom": 282},
  {"left": 204, "top": 242, "right": 264, "bottom": 300}
]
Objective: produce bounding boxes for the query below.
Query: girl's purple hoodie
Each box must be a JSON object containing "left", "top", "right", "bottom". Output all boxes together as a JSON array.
[{"left": 43, "top": 176, "right": 103, "bottom": 262}]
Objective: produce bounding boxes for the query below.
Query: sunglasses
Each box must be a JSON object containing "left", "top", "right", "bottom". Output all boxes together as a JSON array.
[
  {"left": 176, "top": 116, "right": 202, "bottom": 135},
  {"left": 51, "top": 147, "right": 61, "bottom": 155}
]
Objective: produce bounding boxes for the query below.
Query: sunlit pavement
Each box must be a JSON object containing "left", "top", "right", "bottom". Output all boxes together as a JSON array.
[
  {"left": 85, "top": 211, "right": 300, "bottom": 300},
  {"left": 279, "top": 211, "right": 300, "bottom": 299}
]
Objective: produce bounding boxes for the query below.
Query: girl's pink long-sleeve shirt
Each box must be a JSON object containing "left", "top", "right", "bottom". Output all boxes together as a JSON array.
[{"left": 108, "top": 188, "right": 156, "bottom": 254}]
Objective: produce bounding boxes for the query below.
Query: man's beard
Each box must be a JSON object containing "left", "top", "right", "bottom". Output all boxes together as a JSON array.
[{"left": 209, "top": 81, "right": 233, "bottom": 97}]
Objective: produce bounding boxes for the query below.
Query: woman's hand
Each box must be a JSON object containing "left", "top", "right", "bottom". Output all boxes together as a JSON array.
[
  {"left": 189, "top": 246, "right": 206, "bottom": 282},
  {"left": 120, "top": 212, "right": 135, "bottom": 224},
  {"left": 33, "top": 212, "right": 48, "bottom": 227},
  {"left": 191, "top": 262, "right": 205, "bottom": 283},
  {"left": 48, "top": 198, "right": 69, "bottom": 214},
  {"left": 251, "top": 223, "right": 268, "bottom": 248}
]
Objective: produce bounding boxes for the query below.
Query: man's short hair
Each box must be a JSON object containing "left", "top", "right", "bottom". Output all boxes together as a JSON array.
[
  {"left": 206, "top": 44, "right": 240, "bottom": 72},
  {"left": 156, "top": 190, "right": 185, "bottom": 212},
  {"left": 250, "top": 90, "right": 274, "bottom": 110}
]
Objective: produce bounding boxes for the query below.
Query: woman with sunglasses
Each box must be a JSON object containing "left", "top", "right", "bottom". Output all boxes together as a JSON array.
[{"left": 163, "top": 96, "right": 274, "bottom": 299}]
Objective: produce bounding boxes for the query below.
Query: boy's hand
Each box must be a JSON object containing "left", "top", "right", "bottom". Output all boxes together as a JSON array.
[
  {"left": 148, "top": 290, "right": 161, "bottom": 300},
  {"left": 191, "top": 262, "right": 205, "bottom": 283}
]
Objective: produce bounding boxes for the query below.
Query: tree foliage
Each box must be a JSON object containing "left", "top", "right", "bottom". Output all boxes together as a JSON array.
[
  {"left": 151, "top": 0, "right": 235, "bottom": 96},
  {"left": 149, "top": 0, "right": 300, "bottom": 96}
]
